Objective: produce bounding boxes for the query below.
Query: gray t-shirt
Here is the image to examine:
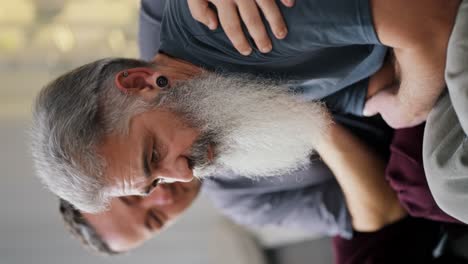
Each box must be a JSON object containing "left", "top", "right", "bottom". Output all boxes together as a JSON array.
[
  {"left": 139, "top": 0, "right": 166, "bottom": 59},
  {"left": 153, "top": 0, "right": 387, "bottom": 115},
  {"left": 203, "top": 168, "right": 353, "bottom": 238}
]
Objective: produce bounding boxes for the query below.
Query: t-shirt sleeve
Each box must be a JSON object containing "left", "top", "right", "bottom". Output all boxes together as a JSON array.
[
  {"left": 138, "top": 0, "right": 168, "bottom": 61},
  {"left": 200, "top": 0, "right": 379, "bottom": 53},
  {"left": 207, "top": 179, "right": 353, "bottom": 239},
  {"left": 266, "top": 0, "right": 381, "bottom": 55},
  {"left": 320, "top": 78, "right": 369, "bottom": 116}
]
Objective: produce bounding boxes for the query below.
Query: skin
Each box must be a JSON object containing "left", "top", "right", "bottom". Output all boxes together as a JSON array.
[{"left": 83, "top": 181, "right": 202, "bottom": 252}]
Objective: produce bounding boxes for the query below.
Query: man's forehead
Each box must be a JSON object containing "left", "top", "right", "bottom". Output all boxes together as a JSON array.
[
  {"left": 99, "top": 110, "right": 161, "bottom": 156},
  {"left": 97, "top": 130, "right": 149, "bottom": 196}
]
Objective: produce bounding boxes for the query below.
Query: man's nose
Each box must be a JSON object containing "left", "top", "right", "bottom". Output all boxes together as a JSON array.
[
  {"left": 155, "top": 156, "right": 194, "bottom": 183},
  {"left": 143, "top": 184, "right": 174, "bottom": 206}
]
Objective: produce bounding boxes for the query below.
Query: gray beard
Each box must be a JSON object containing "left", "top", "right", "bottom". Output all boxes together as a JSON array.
[{"left": 157, "top": 73, "right": 331, "bottom": 178}]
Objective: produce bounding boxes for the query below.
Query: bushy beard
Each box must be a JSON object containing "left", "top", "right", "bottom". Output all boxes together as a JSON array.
[{"left": 156, "top": 73, "right": 331, "bottom": 178}]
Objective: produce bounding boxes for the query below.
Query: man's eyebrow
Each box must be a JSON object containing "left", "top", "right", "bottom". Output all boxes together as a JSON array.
[
  {"left": 144, "top": 210, "right": 165, "bottom": 231},
  {"left": 119, "top": 196, "right": 131, "bottom": 206},
  {"left": 142, "top": 137, "right": 151, "bottom": 180}
]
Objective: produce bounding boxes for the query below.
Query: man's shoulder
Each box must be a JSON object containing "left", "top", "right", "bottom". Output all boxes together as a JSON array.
[
  {"left": 156, "top": 0, "right": 237, "bottom": 69},
  {"left": 140, "top": 0, "right": 167, "bottom": 24},
  {"left": 139, "top": 0, "right": 168, "bottom": 60},
  {"left": 161, "top": 0, "right": 215, "bottom": 40}
]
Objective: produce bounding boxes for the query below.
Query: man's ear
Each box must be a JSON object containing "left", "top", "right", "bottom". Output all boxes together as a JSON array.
[{"left": 114, "top": 67, "right": 167, "bottom": 101}]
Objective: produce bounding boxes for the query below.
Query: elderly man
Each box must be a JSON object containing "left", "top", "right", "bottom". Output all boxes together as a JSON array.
[{"left": 32, "top": 0, "right": 459, "bottom": 227}]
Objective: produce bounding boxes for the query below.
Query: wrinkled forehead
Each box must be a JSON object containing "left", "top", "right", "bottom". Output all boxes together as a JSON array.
[{"left": 97, "top": 115, "right": 151, "bottom": 195}]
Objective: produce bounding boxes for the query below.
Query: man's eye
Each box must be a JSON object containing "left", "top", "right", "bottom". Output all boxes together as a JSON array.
[
  {"left": 120, "top": 196, "right": 141, "bottom": 205},
  {"left": 151, "top": 178, "right": 161, "bottom": 188},
  {"left": 145, "top": 210, "right": 164, "bottom": 231},
  {"left": 151, "top": 148, "right": 159, "bottom": 163}
]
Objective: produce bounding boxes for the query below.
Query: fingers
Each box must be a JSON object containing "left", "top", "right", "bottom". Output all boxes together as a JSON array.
[
  {"left": 216, "top": 2, "right": 253, "bottom": 55},
  {"left": 280, "top": 0, "right": 295, "bottom": 7},
  {"left": 362, "top": 101, "right": 379, "bottom": 117},
  {"left": 237, "top": 0, "right": 272, "bottom": 53},
  {"left": 363, "top": 91, "right": 388, "bottom": 117},
  {"left": 188, "top": 0, "right": 293, "bottom": 55},
  {"left": 257, "top": 0, "right": 288, "bottom": 39},
  {"left": 188, "top": 0, "right": 219, "bottom": 30},
  {"left": 363, "top": 88, "right": 426, "bottom": 128}
]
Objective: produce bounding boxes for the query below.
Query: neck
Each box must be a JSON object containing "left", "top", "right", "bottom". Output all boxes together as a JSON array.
[{"left": 153, "top": 53, "right": 204, "bottom": 82}]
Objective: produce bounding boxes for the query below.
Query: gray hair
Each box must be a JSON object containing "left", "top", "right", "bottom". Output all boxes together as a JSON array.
[
  {"left": 32, "top": 58, "right": 153, "bottom": 213},
  {"left": 59, "top": 199, "right": 120, "bottom": 256}
]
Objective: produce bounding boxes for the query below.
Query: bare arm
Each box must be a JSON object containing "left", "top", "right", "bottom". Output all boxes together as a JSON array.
[
  {"left": 315, "top": 123, "right": 406, "bottom": 232},
  {"left": 364, "top": 0, "right": 460, "bottom": 128}
]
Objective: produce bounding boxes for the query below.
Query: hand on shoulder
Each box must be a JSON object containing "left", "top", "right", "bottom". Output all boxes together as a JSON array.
[{"left": 187, "top": 0, "right": 294, "bottom": 55}]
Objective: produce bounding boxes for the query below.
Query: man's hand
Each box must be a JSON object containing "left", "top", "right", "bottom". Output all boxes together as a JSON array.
[
  {"left": 363, "top": 85, "right": 429, "bottom": 129},
  {"left": 187, "top": 0, "right": 294, "bottom": 56}
]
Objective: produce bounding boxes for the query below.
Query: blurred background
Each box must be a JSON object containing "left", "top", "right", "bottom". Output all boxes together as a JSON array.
[
  {"left": 0, "top": 0, "right": 333, "bottom": 263},
  {"left": 1, "top": 0, "right": 139, "bottom": 120}
]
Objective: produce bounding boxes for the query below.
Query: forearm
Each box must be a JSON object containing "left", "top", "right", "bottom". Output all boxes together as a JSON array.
[
  {"left": 392, "top": 44, "right": 447, "bottom": 119},
  {"left": 367, "top": 0, "right": 460, "bottom": 127},
  {"left": 316, "top": 123, "right": 406, "bottom": 231}
]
